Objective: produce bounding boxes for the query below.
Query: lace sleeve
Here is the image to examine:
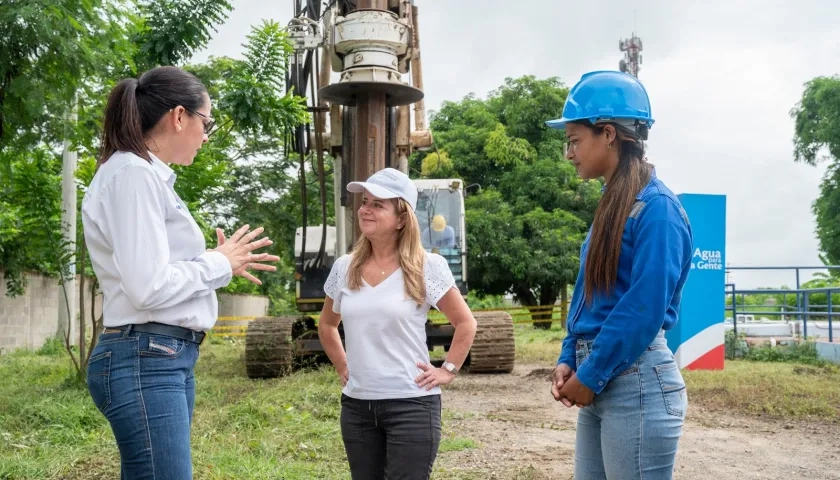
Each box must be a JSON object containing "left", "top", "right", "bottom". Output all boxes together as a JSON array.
[
  {"left": 425, "top": 253, "right": 457, "bottom": 309},
  {"left": 324, "top": 255, "right": 349, "bottom": 313}
]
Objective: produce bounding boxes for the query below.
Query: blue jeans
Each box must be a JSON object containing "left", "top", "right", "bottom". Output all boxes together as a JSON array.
[
  {"left": 573, "top": 331, "right": 687, "bottom": 480},
  {"left": 86, "top": 328, "right": 200, "bottom": 480}
]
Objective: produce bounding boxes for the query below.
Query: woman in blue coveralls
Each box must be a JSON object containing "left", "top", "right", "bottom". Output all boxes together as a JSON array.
[{"left": 545, "top": 70, "right": 694, "bottom": 479}]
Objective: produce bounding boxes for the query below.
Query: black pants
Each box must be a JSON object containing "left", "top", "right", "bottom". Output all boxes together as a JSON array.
[{"left": 340, "top": 393, "right": 442, "bottom": 480}]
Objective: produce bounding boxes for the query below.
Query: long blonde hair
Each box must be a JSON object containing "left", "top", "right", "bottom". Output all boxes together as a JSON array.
[{"left": 347, "top": 198, "right": 426, "bottom": 305}]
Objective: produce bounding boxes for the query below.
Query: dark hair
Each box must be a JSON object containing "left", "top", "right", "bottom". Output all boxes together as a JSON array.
[
  {"left": 581, "top": 121, "right": 653, "bottom": 304},
  {"left": 98, "top": 66, "right": 208, "bottom": 166}
]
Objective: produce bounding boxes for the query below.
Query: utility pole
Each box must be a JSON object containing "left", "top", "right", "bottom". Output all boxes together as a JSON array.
[{"left": 58, "top": 100, "right": 77, "bottom": 342}]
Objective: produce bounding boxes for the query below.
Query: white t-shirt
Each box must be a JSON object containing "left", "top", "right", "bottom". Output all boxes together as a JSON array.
[{"left": 324, "top": 252, "right": 457, "bottom": 400}]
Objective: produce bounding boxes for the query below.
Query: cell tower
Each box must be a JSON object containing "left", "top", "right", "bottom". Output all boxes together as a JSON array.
[{"left": 618, "top": 32, "right": 643, "bottom": 78}]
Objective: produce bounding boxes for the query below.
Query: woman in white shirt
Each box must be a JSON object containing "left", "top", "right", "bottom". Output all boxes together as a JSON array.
[
  {"left": 82, "top": 65, "right": 279, "bottom": 479},
  {"left": 318, "top": 168, "right": 478, "bottom": 480}
]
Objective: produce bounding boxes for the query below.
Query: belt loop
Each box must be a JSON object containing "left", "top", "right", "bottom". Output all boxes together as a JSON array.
[{"left": 124, "top": 324, "right": 133, "bottom": 336}]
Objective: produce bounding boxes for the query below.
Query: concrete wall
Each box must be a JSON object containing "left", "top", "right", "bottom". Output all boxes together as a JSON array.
[
  {"left": 1, "top": 270, "right": 268, "bottom": 353},
  {"left": 217, "top": 293, "right": 269, "bottom": 318},
  {"left": 216, "top": 293, "right": 270, "bottom": 333},
  {"left": 0, "top": 271, "right": 102, "bottom": 353},
  {"left": 816, "top": 341, "right": 840, "bottom": 364}
]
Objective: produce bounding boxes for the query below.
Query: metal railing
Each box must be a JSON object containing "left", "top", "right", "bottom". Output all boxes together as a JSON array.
[{"left": 725, "top": 264, "right": 839, "bottom": 343}]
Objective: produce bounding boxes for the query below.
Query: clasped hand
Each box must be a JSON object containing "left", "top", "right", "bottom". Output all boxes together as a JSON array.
[
  {"left": 551, "top": 363, "right": 594, "bottom": 408},
  {"left": 212, "top": 224, "right": 281, "bottom": 285}
]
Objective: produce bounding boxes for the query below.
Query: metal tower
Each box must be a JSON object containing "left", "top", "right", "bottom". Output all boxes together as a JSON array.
[{"left": 618, "top": 32, "right": 643, "bottom": 78}]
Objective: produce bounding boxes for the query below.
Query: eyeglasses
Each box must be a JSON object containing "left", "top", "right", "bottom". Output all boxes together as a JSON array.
[{"left": 185, "top": 108, "right": 216, "bottom": 135}]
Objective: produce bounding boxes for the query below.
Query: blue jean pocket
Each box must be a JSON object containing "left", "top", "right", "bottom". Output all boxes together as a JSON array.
[
  {"left": 141, "top": 335, "right": 185, "bottom": 357},
  {"left": 654, "top": 361, "right": 687, "bottom": 418},
  {"left": 87, "top": 351, "right": 112, "bottom": 411}
]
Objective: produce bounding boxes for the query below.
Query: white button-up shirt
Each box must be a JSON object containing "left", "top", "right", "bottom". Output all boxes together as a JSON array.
[{"left": 81, "top": 151, "right": 232, "bottom": 331}]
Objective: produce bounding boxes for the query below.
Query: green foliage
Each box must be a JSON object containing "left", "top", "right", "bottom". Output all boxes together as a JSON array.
[
  {"left": 725, "top": 330, "right": 831, "bottom": 367},
  {"left": 464, "top": 294, "right": 510, "bottom": 310},
  {"left": 0, "top": 148, "right": 69, "bottom": 295},
  {"left": 682, "top": 360, "right": 840, "bottom": 421},
  {"left": 746, "top": 339, "right": 824, "bottom": 365},
  {"left": 791, "top": 75, "right": 840, "bottom": 264},
  {"left": 485, "top": 75, "right": 568, "bottom": 148},
  {"left": 464, "top": 190, "right": 523, "bottom": 296},
  {"left": 178, "top": 23, "right": 310, "bottom": 305},
  {"left": 0, "top": 7, "right": 311, "bottom": 322},
  {"left": 425, "top": 95, "right": 503, "bottom": 188},
  {"left": 0, "top": 341, "right": 483, "bottom": 478},
  {"left": 219, "top": 21, "right": 309, "bottom": 138},
  {"left": 724, "top": 329, "right": 750, "bottom": 359},
  {"left": 790, "top": 75, "right": 840, "bottom": 166},
  {"left": 421, "top": 150, "right": 456, "bottom": 178},
  {"left": 483, "top": 123, "right": 535, "bottom": 166},
  {"left": 429, "top": 76, "right": 599, "bottom": 312},
  {"left": 812, "top": 163, "right": 840, "bottom": 264},
  {"left": 498, "top": 158, "right": 600, "bottom": 223},
  {"left": 727, "top": 276, "right": 840, "bottom": 321},
  {"left": 0, "top": 0, "right": 132, "bottom": 148},
  {"left": 135, "top": 0, "right": 233, "bottom": 69}
]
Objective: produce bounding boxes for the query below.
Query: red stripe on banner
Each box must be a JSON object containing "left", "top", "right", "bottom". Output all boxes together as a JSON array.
[{"left": 686, "top": 344, "right": 725, "bottom": 370}]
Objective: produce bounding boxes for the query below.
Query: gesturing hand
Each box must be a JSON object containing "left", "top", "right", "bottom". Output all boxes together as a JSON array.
[
  {"left": 213, "top": 225, "right": 280, "bottom": 285},
  {"left": 415, "top": 362, "right": 455, "bottom": 390}
]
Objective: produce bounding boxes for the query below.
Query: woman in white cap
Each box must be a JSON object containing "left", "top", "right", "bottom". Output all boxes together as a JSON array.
[{"left": 317, "top": 167, "right": 478, "bottom": 480}]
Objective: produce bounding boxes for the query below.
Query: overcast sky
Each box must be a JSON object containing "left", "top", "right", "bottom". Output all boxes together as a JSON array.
[{"left": 192, "top": 0, "right": 840, "bottom": 290}]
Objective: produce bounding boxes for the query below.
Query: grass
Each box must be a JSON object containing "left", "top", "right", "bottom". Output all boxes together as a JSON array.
[
  {"left": 514, "top": 322, "right": 566, "bottom": 363},
  {"left": 512, "top": 323, "right": 840, "bottom": 423},
  {"left": 683, "top": 360, "right": 840, "bottom": 422},
  {"left": 2, "top": 325, "right": 839, "bottom": 479},
  {"left": 0, "top": 337, "right": 476, "bottom": 480}
]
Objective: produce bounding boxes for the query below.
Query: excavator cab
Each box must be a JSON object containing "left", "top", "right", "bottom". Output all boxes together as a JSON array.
[{"left": 414, "top": 179, "right": 468, "bottom": 296}]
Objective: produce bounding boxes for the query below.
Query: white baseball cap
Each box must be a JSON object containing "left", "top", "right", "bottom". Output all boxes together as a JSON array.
[{"left": 347, "top": 168, "right": 418, "bottom": 211}]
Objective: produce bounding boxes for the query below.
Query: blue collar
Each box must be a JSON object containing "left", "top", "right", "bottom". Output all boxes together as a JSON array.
[{"left": 600, "top": 167, "right": 657, "bottom": 200}]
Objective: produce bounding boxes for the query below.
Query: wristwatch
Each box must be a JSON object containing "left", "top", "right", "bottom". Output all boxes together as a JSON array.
[{"left": 442, "top": 361, "right": 458, "bottom": 374}]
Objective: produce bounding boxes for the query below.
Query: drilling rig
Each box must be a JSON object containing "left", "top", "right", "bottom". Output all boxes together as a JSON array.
[{"left": 244, "top": 0, "right": 516, "bottom": 378}]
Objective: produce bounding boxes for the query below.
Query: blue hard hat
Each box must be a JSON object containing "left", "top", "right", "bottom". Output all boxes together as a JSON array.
[{"left": 545, "top": 70, "right": 654, "bottom": 130}]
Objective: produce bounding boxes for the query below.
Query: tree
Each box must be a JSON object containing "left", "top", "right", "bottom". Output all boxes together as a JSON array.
[
  {"left": 184, "top": 21, "right": 310, "bottom": 311},
  {"left": 0, "top": 0, "right": 310, "bottom": 381},
  {"left": 790, "top": 75, "right": 840, "bottom": 264},
  {"left": 425, "top": 76, "right": 601, "bottom": 328},
  {"left": 1, "top": 0, "right": 236, "bottom": 296},
  {"left": 421, "top": 95, "right": 512, "bottom": 189},
  {"left": 0, "top": 149, "right": 68, "bottom": 296},
  {"left": 0, "top": 0, "right": 131, "bottom": 149}
]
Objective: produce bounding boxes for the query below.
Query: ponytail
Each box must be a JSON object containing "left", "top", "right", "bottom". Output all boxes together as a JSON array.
[
  {"left": 99, "top": 78, "right": 149, "bottom": 166},
  {"left": 582, "top": 123, "right": 652, "bottom": 304},
  {"left": 97, "top": 66, "right": 208, "bottom": 167}
]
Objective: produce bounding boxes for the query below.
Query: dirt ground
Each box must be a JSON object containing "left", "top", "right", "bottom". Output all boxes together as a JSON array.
[{"left": 437, "top": 363, "right": 840, "bottom": 480}]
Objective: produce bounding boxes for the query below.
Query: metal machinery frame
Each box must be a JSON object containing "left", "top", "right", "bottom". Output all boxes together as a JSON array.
[{"left": 245, "top": 0, "right": 515, "bottom": 378}]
